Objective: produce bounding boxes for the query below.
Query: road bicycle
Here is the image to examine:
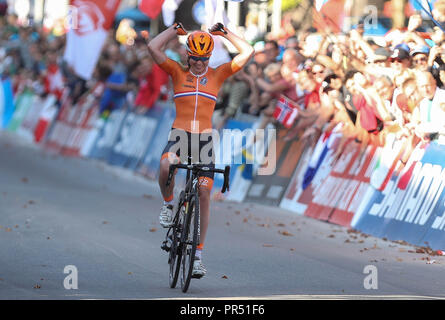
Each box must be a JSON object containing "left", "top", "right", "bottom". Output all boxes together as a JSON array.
[{"left": 161, "top": 158, "right": 230, "bottom": 293}]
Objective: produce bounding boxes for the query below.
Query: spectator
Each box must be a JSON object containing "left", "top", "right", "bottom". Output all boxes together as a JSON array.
[
  {"left": 134, "top": 55, "right": 168, "bottom": 113},
  {"left": 264, "top": 40, "right": 281, "bottom": 63},
  {"left": 411, "top": 45, "right": 430, "bottom": 72},
  {"left": 413, "top": 71, "right": 445, "bottom": 139}
]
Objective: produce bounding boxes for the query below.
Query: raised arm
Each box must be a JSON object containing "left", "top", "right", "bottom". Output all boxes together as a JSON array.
[
  {"left": 147, "top": 23, "right": 187, "bottom": 65},
  {"left": 209, "top": 23, "right": 254, "bottom": 69}
]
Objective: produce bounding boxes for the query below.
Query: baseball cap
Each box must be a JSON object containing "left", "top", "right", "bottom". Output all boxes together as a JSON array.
[
  {"left": 410, "top": 45, "right": 430, "bottom": 56},
  {"left": 390, "top": 48, "right": 410, "bottom": 60},
  {"left": 394, "top": 43, "right": 410, "bottom": 53}
]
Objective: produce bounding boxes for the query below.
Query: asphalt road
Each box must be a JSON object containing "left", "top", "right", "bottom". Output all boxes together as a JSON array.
[{"left": 1, "top": 131, "right": 445, "bottom": 300}]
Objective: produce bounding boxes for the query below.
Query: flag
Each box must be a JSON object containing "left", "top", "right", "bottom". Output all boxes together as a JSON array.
[
  {"left": 63, "top": 0, "right": 121, "bottom": 80},
  {"left": 273, "top": 96, "right": 299, "bottom": 129},
  {"left": 162, "top": 0, "right": 184, "bottom": 26},
  {"left": 205, "top": 0, "right": 232, "bottom": 68},
  {"left": 139, "top": 0, "right": 165, "bottom": 19}
]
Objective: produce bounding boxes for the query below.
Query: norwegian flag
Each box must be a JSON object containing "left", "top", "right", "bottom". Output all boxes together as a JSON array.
[{"left": 273, "top": 96, "right": 300, "bottom": 129}]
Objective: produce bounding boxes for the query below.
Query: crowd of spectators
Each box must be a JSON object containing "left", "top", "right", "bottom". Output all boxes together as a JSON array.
[
  {"left": 2, "top": 4, "right": 445, "bottom": 169},
  {"left": 214, "top": 8, "right": 445, "bottom": 169},
  {"left": 0, "top": 13, "right": 175, "bottom": 116}
]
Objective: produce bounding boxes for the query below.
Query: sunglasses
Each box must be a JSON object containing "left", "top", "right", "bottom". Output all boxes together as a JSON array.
[
  {"left": 312, "top": 70, "right": 325, "bottom": 75},
  {"left": 189, "top": 55, "right": 210, "bottom": 62},
  {"left": 413, "top": 56, "right": 427, "bottom": 63}
]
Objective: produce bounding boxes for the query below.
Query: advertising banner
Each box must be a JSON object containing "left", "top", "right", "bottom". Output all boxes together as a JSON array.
[
  {"left": 1, "top": 78, "right": 15, "bottom": 129},
  {"left": 243, "top": 128, "right": 308, "bottom": 207},
  {"left": 352, "top": 141, "right": 445, "bottom": 250},
  {"left": 7, "top": 90, "right": 35, "bottom": 132},
  {"left": 137, "top": 103, "right": 175, "bottom": 179},
  {"left": 107, "top": 111, "right": 158, "bottom": 168},
  {"left": 87, "top": 109, "right": 128, "bottom": 160}
]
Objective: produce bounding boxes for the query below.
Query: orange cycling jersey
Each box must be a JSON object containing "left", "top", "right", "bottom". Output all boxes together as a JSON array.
[{"left": 159, "top": 58, "right": 241, "bottom": 133}]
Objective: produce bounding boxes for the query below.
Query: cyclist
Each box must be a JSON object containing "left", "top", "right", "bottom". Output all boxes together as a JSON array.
[{"left": 147, "top": 22, "right": 254, "bottom": 278}]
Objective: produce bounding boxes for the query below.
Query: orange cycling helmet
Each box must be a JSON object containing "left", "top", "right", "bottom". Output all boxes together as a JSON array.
[{"left": 186, "top": 31, "right": 214, "bottom": 57}]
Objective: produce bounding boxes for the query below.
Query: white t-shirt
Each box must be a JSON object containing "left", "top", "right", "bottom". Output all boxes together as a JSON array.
[{"left": 418, "top": 88, "right": 445, "bottom": 134}]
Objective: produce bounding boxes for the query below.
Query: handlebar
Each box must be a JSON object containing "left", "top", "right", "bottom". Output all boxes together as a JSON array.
[{"left": 166, "top": 163, "right": 230, "bottom": 193}]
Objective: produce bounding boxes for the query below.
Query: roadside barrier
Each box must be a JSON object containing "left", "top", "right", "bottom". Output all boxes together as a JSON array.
[{"left": 1, "top": 85, "right": 444, "bottom": 251}]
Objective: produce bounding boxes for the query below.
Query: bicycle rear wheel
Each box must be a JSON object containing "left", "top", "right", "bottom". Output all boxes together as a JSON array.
[
  {"left": 180, "top": 192, "right": 200, "bottom": 293},
  {"left": 169, "top": 195, "right": 186, "bottom": 288}
]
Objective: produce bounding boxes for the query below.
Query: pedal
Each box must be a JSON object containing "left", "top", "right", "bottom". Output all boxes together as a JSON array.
[{"left": 161, "top": 240, "right": 170, "bottom": 252}]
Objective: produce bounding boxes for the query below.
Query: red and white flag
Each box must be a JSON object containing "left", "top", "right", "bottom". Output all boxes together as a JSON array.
[
  {"left": 139, "top": 0, "right": 165, "bottom": 19},
  {"left": 273, "top": 96, "right": 300, "bottom": 129},
  {"left": 64, "top": 0, "right": 121, "bottom": 80}
]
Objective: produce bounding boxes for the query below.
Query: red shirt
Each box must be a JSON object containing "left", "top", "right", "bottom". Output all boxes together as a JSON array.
[
  {"left": 135, "top": 64, "right": 168, "bottom": 108},
  {"left": 353, "top": 94, "right": 382, "bottom": 132},
  {"left": 304, "top": 83, "right": 321, "bottom": 109}
]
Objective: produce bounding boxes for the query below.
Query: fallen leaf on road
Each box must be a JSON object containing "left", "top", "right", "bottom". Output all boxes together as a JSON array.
[
  {"left": 396, "top": 258, "right": 403, "bottom": 262},
  {"left": 21, "top": 178, "right": 29, "bottom": 183},
  {"left": 102, "top": 221, "right": 109, "bottom": 224},
  {"left": 149, "top": 228, "right": 157, "bottom": 232},
  {"left": 28, "top": 200, "right": 35, "bottom": 205},
  {"left": 328, "top": 234, "right": 335, "bottom": 238},
  {"left": 278, "top": 230, "right": 293, "bottom": 236},
  {"left": 243, "top": 218, "right": 248, "bottom": 223},
  {"left": 221, "top": 275, "right": 228, "bottom": 279},
  {"left": 275, "top": 223, "right": 286, "bottom": 227},
  {"left": 143, "top": 194, "right": 153, "bottom": 199},
  {"left": 128, "top": 272, "right": 133, "bottom": 275},
  {"left": 344, "top": 239, "right": 351, "bottom": 243},
  {"left": 290, "top": 248, "right": 295, "bottom": 251},
  {"left": 47, "top": 237, "right": 51, "bottom": 240},
  {"left": 33, "top": 284, "right": 41, "bottom": 289},
  {"left": 262, "top": 244, "right": 274, "bottom": 247}
]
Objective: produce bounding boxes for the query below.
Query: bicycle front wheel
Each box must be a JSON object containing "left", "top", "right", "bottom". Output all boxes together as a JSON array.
[
  {"left": 169, "top": 196, "right": 186, "bottom": 288},
  {"left": 180, "top": 192, "right": 200, "bottom": 293}
]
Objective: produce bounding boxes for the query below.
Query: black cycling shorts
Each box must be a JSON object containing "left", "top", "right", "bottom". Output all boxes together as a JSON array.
[{"left": 161, "top": 128, "right": 215, "bottom": 179}]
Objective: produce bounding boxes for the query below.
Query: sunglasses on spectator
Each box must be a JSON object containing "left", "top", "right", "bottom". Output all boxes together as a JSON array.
[
  {"left": 312, "top": 69, "right": 325, "bottom": 75},
  {"left": 413, "top": 56, "right": 427, "bottom": 63},
  {"left": 189, "top": 56, "right": 210, "bottom": 62}
]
